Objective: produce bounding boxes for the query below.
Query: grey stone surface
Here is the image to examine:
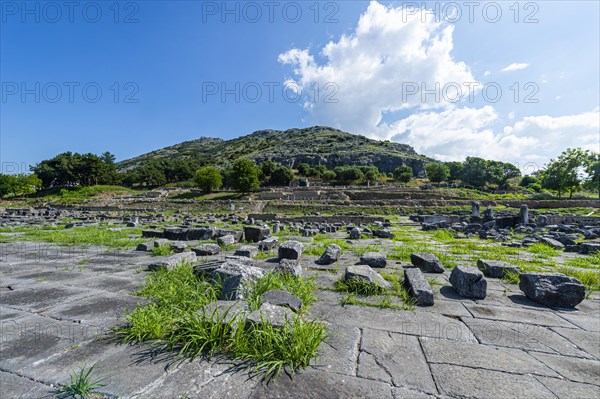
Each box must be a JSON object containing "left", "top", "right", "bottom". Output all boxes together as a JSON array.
[
  {"left": 358, "top": 328, "right": 436, "bottom": 393},
  {"left": 431, "top": 363, "right": 556, "bottom": 399},
  {"left": 535, "top": 376, "right": 600, "bottom": 399},
  {"left": 310, "top": 324, "right": 360, "bottom": 376},
  {"left": 464, "top": 303, "right": 577, "bottom": 327},
  {"left": 539, "top": 236, "right": 565, "bottom": 250},
  {"left": 258, "top": 236, "right": 279, "bottom": 251},
  {"left": 345, "top": 265, "right": 392, "bottom": 289},
  {"left": 349, "top": 227, "right": 362, "bottom": 239},
  {"left": 213, "top": 262, "right": 265, "bottom": 300},
  {"left": 403, "top": 268, "right": 434, "bottom": 306},
  {"left": 247, "top": 303, "right": 295, "bottom": 328},
  {"left": 421, "top": 337, "right": 559, "bottom": 377},
  {"left": 234, "top": 245, "right": 259, "bottom": 258},
  {"left": 530, "top": 352, "right": 600, "bottom": 384},
  {"left": 519, "top": 272, "right": 586, "bottom": 308},
  {"left": 249, "top": 368, "right": 393, "bottom": 399},
  {"left": 359, "top": 252, "right": 387, "bottom": 268},
  {"left": 217, "top": 234, "right": 236, "bottom": 246},
  {"left": 410, "top": 252, "right": 445, "bottom": 273},
  {"left": 316, "top": 243, "right": 342, "bottom": 265},
  {"left": 0, "top": 371, "right": 52, "bottom": 399},
  {"left": 244, "top": 226, "right": 271, "bottom": 242},
  {"left": 147, "top": 251, "right": 196, "bottom": 271},
  {"left": 449, "top": 266, "right": 487, "bottom": 299},
  {"left": 477, "top": 259, "right": 522, "bottom": 278},
  {"left": 260, "top": 290, "right": 303, "bottom": 312},
  {"left": 274, "top": 258, "right": 303, "bottom": 276},
  {"left": 191, "top": 243, "right": 221, "bottom": 256},
  {"left": 278, "top": 240, "right": 304, "bottom": 260},
  {"left": 462, "top": 318, "right": 595, "bottom": 358},
  {"left": 551, "top": 326, "right": 600, "bottom": 359}
]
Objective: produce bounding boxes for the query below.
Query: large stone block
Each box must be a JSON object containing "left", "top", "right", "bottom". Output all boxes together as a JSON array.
[{"left": 519, "top": 272, "right": 585, "bottom": 308}]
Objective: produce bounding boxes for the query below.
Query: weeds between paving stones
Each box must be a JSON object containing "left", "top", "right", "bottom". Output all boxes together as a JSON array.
[
  {"left": 335, "top": 274, "right": 417, "bottom": 311},
  {"left": 151, "top": 244, "right": 175, "bottom": 256},
  {"left": 53, "top": 363, "right": 108, "bottom": 399},
  {"left": 114, "top": 262, "right": 327, "bottom": 381}
]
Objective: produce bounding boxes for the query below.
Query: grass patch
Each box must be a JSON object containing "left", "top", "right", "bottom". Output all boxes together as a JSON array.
[
  {"left": 245, "top": 272, "right": 318, "bottom": 313},
  {"left": 557, "top": 266, "right": 600, "bottom": 291},
  {"left": 115, "top": 262, "right": 325, "bottom": 380},
  {"left": 526, "top": 243, "right": 560, "bottom": 257},
  {"left": 151, "top": 244, "right": 174, "bottom": 256},
  {"left": 336, "top": 274, "right": 416, "bottom": 311},
  {"left": 501, "top": 270, "right": 521, "bottom": 285},
  {"left": 53, "top": 363, "right": 107, "bottom": 399},
  {"left": 352, "top": 245, "right": 380, "bottom": 256},
  {"left": 335, "top": 276, "right": 387, "bottom": 296},
  {"left": 564, "top": 253, "right": 600, "bottom": 270},
  {"left": 0, "top": 225, "right": 146, "bottom": 248}
]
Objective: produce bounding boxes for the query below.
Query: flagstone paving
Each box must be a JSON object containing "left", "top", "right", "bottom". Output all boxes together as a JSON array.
[{"left": 1, "top": 242, "right": 599, "bottom": 398}]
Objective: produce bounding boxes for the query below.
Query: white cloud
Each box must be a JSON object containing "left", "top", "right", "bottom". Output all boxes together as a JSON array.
[
  {"left": 278, "top": 1, "right": 477, "bottom": 133},
  {"left": 278, "top": 1, "right": 599, "bottom": 167},
  {"left": 501, "top": 63, "right": 530, "bottom": 72},
  {"left": 483, "top": 70, "right": 491, "bottom": 76}
]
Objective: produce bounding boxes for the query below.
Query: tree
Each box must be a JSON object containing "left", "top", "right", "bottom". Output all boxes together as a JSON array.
[
  {"left": 270, "top": 166, "right": 294, "bottom": 186},
  {"left": 0, "top": 174, "right": 41, "bottom": 198},
  {"left": 583, "top": 152, "right": 600, "bottom": 199},
  {"left": 334, "top": 166, "right": 364, "bottom": 184},
  {"left": 137, "top": 159, "right": 167, "bottom": 187},
  {"left": 260, "top": 161, "right": 277, "bottom": 181},
  {"left": 322, "top": 170, "right": 337, "bottom": 181},
  {"left": 445, "top": 161, "right": 463, "bottom": 182},
  {"left": 519, "top": 175, "right": 539, "bottom": 187},
  {"left": 297, "top": 163, "right": 311, "bottom": 176},
  {"left": 194, "top": 166, "right": 223, "bottom": 194},
  {"left": 460, "top": 157, "right": 488, "bottom": 187},
  {"left": 231, "top": 158, "right": 260, "bottom": 193},
  {"left": 426, "top": 163, "right": 450, "bottom": 184},
  {"left": 541, "top": 148, "right": 587, "bottom": 198},
  {"left": 394, "top": 166, "right": 413, "bottom": 183}
]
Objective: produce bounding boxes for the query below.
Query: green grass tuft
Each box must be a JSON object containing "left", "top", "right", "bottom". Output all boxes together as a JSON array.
[{"left": 54, "top": 363, "right": 107, "bottom": 399}]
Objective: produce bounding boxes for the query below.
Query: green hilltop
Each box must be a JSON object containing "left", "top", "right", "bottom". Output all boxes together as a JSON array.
[{"left": 118, "top": 126, "right": 432, "bottom": 175}]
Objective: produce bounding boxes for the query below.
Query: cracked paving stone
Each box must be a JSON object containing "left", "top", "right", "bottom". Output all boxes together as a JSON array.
[
  {"left": 0, "top": 371, "right": 53, "bottom": 399},
  {"left": 530, "top": 352, "right": 600, "bottom": 384},
  {"left": 391, "top": 387, "right": 436, "bottom": 399},
  {"left": 461, "top": 317, "right": 595, "bottom": 359},
  {"left": 310, "top": 323, "right": 360, "bottom": 376},
  {"left": 551, "top": 326, "right": 600, "bottom": 360},
  {"left": 464, "top": 303, "right": 578, "bottom": 328},
  {"left": 430, "top": 363, "right": 557, "bottom": 399},
  {"left": 0, "top": 284, "right": 100, "bottom": 312},
  {"left": 249, "top": 368, "right": 393, "bottom": 399},
  {"left": 535, "top": 376, "right": 600, "bottom": 399},
  {"left": 420, "top": 337, "right": 559, "bottom": 377},
  {"left": 357, "top": 328, "right": 436, "bottom": 394},
  {"left": 308, "top": 302, "right": 476, "bottom": 343},
  {"left": 141, "top": 360, "right": 259, "bottom": 399}
]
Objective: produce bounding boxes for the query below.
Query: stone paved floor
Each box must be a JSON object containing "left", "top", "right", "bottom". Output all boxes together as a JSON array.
[{"left": 1, "top": 241, "right": 599, "bottom": 398}]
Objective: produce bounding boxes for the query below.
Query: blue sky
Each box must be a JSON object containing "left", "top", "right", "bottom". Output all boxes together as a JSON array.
[{"left": 1, "top": 1, "right": 599, "bottom": 174}]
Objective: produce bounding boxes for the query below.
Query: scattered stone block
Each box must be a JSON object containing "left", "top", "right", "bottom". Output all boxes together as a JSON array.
[
  {"left": 345, "top": 265, "right": 391, "bottom": 289},
  {"left": 581, "top": 242, "right": 600, "bottom": 254},
  {"left": 247, "top": 303, "right": 294, "bottom": 328},
  {"left": 359, "top": 252, "right": 387, "bottom": 268},
  {"left": 217, "top": 234, "right": 236, "bottom": 246},
  {"left": 148, "top": 251, "right": 197, "bottom": 271},
  {"left": 349, "top": 228, "right": 362, "bottom": 239},
  {"left": 192, "top": 244, "right": 221, "bottom": 256},
  {"left": 274, "top": 259, "right": 302, "bottom": 277},
  {"left": 244, "top": 226, "right": 271, "bottom": 243},
  {"left": 477, "top": 259, "right": 521, "bottom": 279},
  {"left": 234, "top": 245, "right": 259, "bottom": 258},
  {"left": 404, "top": 267, "right": 434, "bottom": 306},
  {"left": 212, "top": 262, "right": 265, "bottom": 300},
  {"left": 136, "top": 242, "right": 154, "bottom": 252},
  {"left": 539, "top": 237, "right": 565, "bottom": 250},
  {"left": 316, "top": 244, "right": 341, "bottom": 265},
  {"left": 260, "top": 290, "right": 302, "bottom": 312},
  {"left": 257, "top": 236, "right": 279, "bottom": 251},
  {"left": 278, "top": 240, "right": 304, "bottom": 260},
  {"left": 519, "top": 272, "right": 585, "bottom": 308},
  {"left": 410, "top": 252, "right": 445, "bottom": 273},
  {"left": 373, "top": 229, "right": 395, "bottom": 239},
  {"left": 449, "top": 266, "right": 487, "bottom": 299}
]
